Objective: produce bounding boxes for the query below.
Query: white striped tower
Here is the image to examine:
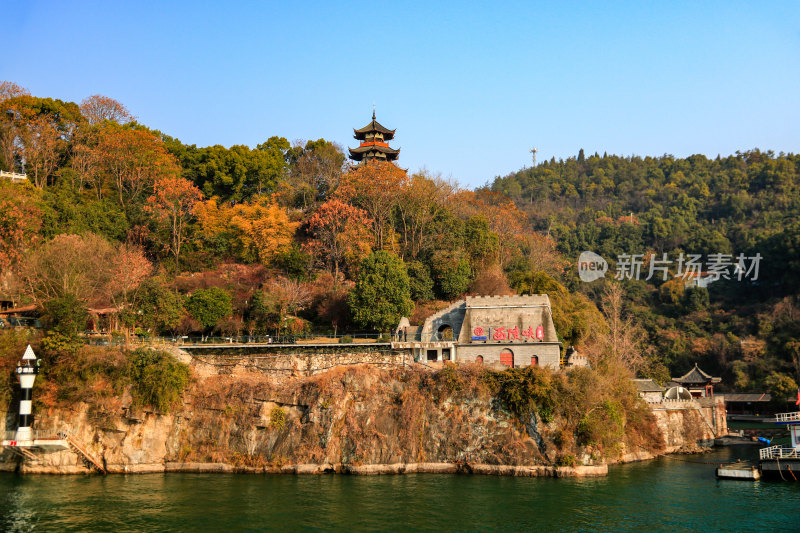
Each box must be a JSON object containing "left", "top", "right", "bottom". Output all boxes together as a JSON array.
[{"left": 15, "top": 345, "right": 38, "bottom": 442}]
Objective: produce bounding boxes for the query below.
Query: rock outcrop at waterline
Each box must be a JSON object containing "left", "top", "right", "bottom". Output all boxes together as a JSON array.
[{"left": 0, "top": 351, "right": 713, "bottom": 475}]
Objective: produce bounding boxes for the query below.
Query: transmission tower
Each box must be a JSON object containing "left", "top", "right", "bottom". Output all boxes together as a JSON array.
[{"left": 530, "top": 147, "right": 538, "bottom": 167}]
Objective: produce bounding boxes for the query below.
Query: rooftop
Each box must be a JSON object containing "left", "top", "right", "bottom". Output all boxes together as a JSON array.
[
  {"left": 353, "top": 111, "right": 396, "bottom": 140},
  {"left": 633, "top": 378, "right": 665, "bottom": 392},
  {"left": 673, "top": 363, "right": 721, "bottom": 385}
]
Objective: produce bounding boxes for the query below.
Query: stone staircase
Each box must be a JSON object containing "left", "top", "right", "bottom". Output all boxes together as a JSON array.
[{"left": 66, "top": 434, "right": 106, "bottom": 474}]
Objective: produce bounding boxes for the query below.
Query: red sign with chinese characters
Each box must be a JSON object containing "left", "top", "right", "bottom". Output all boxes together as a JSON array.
[{"left": 475, "top": 325, "right": 545, "bottom": 341}]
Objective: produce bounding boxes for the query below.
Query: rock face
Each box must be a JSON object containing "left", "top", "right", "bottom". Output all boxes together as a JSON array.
[
  {"left": 0, "top": 353, "right": 720, "bottom": 476},
  {"left": 649, "top": 397, "right": 728, "bottom": 453}
]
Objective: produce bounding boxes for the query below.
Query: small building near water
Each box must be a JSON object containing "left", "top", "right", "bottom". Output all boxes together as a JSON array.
[
  {"left": 724, "top": 393, "right": 772, "bottom": 420},
  {"left": 633, "top": 378, "right": 665, "bottom": 403},
  {"left": 670, "top": 363, "right": 721, "bottom": 398},
  {"left": 393, "top": 295, "right": 562, "bottom": 369}
]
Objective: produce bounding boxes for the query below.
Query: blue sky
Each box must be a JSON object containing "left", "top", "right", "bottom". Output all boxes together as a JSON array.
[{"left": 2, "top": 1, "right": 798, "bottom": 188}]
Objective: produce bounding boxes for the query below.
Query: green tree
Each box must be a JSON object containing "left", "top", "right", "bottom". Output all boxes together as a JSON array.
[
  {"left": 274, "top": 244, "right": 314, "bottom": 282},
  {"left": 41, "top": 293, "right": 88, "bottom": 336},
  {"left": 246, "top": 289, "right": 279, "bottom": 335},
  {"left": 407, "top": 260, "right": 435, "bottom": 301},
  {"left": 430, "top": 250, "right": 471, "bottom": 300},
  {"left": 185, "top": 287, "right": 232, "bottom": 332},
  {"left": 764, "top": 372, "right": 798, "bottom": 409},
  {"left": 136, "top": 279, "right": 184, "bottom": 335},
  {"left": 684, "top": 286, "right": 709, "bottom": 312},
  {"left": 349, "top": 251, "right": 414, "bottom": 331}
]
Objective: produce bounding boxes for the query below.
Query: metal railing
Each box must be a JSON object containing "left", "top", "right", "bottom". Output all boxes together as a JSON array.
[
  {"left": 774, "top": 412, "right": 800, "bottom": 423},
  {"left": 83, "top": 332, "right": 391, "bottom": 347},
  {"left": 3, "top": 429, "right": 68, "bottom": 441},
  {"left": 0, "top": 317, "right": 41, "bottom": 328},
  {"left": 759, "top": 445, "right": 800, "bottom": 460},
  {"left": 0, "top": 170, "right": 28, "bottom": 183}
]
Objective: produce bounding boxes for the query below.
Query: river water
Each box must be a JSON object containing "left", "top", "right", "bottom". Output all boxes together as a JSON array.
[{"left": 1, "top": 447, "right": 799, "bottom": 532}]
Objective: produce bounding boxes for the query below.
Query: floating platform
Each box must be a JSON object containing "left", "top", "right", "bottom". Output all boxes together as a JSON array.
[
  {"left": 714, "top": 434, "right": 762, "bottom": 446},
  {"left": 716, "top": 462, "right": 761, "bottom": 480}
]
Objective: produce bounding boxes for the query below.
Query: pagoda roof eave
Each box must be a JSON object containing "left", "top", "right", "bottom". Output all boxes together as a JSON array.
[
  {"left": 353, "top": 120, "right": 396, "bottom": 138},
  {"left": 348, "top": 145, "right": 400, "bottom": 156}
]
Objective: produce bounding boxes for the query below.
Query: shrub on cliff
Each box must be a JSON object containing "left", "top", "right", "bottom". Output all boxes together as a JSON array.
[
  {"left": 484, "top": 366, "right": 558, "bottom": 422},
  {"left": 33, "top": 344, "right": 128, "bottom": 407},
  {"left": 127, "top": 349, "right": 190, "bottom": 412}
]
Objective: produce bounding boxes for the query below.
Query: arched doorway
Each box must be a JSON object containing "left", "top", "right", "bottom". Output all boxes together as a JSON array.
[
  {"left": 476, "top": 355, "right": 484, "bottom": 365},
  {"left": 531, "top": 355, "right": 539, "bottom": 367},
  {"left": 499, "top": 349, "right": 514, "bottom": 368},
  {"left": 437, "top": 324, "right": 453, "bottom": 341}
]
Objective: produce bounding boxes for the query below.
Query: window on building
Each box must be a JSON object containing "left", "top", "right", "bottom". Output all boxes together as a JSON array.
[
  {"left": 442, "top": 348, "right": 451, "bottom": 361},
  {"left": 427, "top": 350, "right": 438, "bottom": 361},
  {"left": 500, "top": 349, "right": 514, "bottom": 367},
  {"left": 476, "top": 355, "right": 484, "bottom": 364},
  {"left": 531, "top": 356, "right": 539, "bottom": 367}
]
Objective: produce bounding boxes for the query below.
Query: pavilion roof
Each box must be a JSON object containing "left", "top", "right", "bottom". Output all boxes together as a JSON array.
[{"left": 673, "top": 363, "right": 721, "bottom": 385}]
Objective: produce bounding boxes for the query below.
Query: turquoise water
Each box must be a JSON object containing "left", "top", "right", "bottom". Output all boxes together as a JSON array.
[{"left": 1, "top": 447, "right": 799, "bottom": 532}]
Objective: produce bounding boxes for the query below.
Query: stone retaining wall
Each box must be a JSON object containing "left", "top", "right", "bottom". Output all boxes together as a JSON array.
[{"left": 184, "top": 348, "right": 412, "bottom": 377}]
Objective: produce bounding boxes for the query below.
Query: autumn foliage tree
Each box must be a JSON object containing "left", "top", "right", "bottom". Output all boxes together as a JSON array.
[
  {"left": 230, "top": 200, "right": 296, "bottom": 264},
  {"left": 106, "top": 243, "right": 152, "bottom": 315},
  {"left": 0, "top": 94, "right": 83, "bottom": 183},
  {"left": 92, "top": 124, "right": 180, "bottom": 213},
  {"left": 0, "top": 82, "right": 30, "bottom": 171},
  {"left": 336, "top": 160, "right": 409, "bottom": 250},
  {"left": 20, "top": 233, "right": 116, "bottom": 306},
  {"left": 305, "top": 198, "right": 373, "bottom": 281},
  {"left": 79, "top": 94, "right": 134, "bottom": 125},
  {"left": 20, "top": 116, "right": 63, "bottom": 188},
  {"left": 0, "top": 183, "right": 42, "bottom": 271},
  {"left": 194, "top": 196, "right": 297, "bottom": 265},
  {"left": 145, "top": 176, "right": 203, "bottom": 271},
  {"left": 286, "top": 139, "right": 346, "bottom": 208}
]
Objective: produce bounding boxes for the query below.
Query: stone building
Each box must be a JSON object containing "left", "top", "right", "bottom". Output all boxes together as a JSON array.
[
  {"left": 393, "top": 295, "right": 562, "bottom": 369},
  {"left": 633, "top": 378, "right": 665, "bottom": 403}
]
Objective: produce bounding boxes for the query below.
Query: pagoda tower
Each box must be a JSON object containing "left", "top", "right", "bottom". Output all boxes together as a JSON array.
[{"left": 348, "top": 111, "right": 400, "bottom": 164}]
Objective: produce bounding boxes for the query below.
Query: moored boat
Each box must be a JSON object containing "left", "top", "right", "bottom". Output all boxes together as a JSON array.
[{"left": 758, "top": 410, "right": 800, "bottom": 481}]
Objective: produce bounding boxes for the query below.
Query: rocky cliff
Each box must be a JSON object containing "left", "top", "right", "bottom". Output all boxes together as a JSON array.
[{"left": 0, "top": 350, "right": 721, "bottom": 476}]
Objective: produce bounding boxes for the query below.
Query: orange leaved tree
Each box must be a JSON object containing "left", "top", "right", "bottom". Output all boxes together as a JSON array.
[
  {"left": 305, "top": 198, "right": 373, "bottom": 283},
  {"left": 146, "top": 176, "right": 203, "bottom": 272},
  {"left": 93, "top": 125, "right": 180, "bottom": 214},
  {"left": 336, "top": 160, "right": 409, "bottom": 250},
  {"left": 79, "top": 94, "right": 134, "bottom": 125}
]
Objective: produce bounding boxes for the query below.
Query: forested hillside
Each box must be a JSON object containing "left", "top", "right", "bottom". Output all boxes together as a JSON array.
[
  {"left": 0, "top": 82, "right": 540, "bottom": 344},
  {"left": 1, "top": 80, "right": 798, "bottom": 399},
  {"left": 491, "top": 149, "right": 800, "bottom": 395}
]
